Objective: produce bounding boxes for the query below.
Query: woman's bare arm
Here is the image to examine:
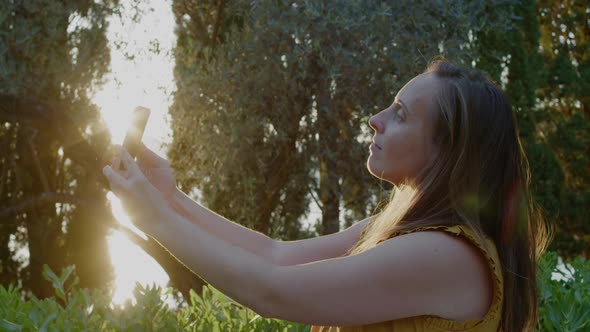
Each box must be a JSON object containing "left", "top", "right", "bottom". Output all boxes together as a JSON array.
[
  {"left": 274, "top": 217, "right": 373, "bottom": 266},
  {"left": 168, "top": 187, "right": 372, "bottom": 266},
  {"left": 168, "top": 188, "right": 279, "bottom": 264}
]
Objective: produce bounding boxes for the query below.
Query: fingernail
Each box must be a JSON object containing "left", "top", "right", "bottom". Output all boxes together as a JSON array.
[{"left": 103, "top": 166, "right": 109, "bottom": 176}]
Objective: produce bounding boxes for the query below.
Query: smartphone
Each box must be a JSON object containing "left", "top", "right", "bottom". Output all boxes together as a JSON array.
[{"left": 121, "top": 106, "right": 150, "bottom": 167}]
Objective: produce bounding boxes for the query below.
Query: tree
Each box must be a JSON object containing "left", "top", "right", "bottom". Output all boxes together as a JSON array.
[
  {"left": 476, "top": 0, "right": 589, "bottom": 258},
  {"left": 169, "top": 0, "right": 517, "bottom": 245},
  {"left": 0, "top": 0, "right": 117, "bottom": 298},
  {"left": 536, "top": 0, "right": 589, "bottom": 257},
  {"left": 0, "top": 0, "right": 218, "bottom": 303}
]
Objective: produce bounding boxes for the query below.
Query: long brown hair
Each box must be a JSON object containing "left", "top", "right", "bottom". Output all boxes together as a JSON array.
[{"left": 344, "top": 59, "right": 553, "bottom": 331}]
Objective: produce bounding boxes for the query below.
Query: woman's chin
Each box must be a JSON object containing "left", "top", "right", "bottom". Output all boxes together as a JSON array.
[{"left": 366, "top": 159, "right": 383, "bottom": 178}]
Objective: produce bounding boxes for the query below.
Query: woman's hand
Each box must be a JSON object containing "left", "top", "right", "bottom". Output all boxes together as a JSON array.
[
  {"left": 103, "top": 146, "right": 172, "bottom": 235},
  {"left": 111, "top": 143, "right": 177, "bottom": 201}
]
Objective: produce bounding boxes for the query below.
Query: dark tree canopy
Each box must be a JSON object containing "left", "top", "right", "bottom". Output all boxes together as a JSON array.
[
  {"left": 170, "top": 0, "right": 588, "bottom": 259},
  {"left": 169, "top": 0, "right": 519, "bottom": 242}
]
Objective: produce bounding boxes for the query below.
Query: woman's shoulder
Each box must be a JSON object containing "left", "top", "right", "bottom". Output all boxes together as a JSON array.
[
  {"left": 389, "top": 223, "right": 503, "bottom": 324},
  {"left": 376, "top": 228, "right": 495, "bottom": 322}
]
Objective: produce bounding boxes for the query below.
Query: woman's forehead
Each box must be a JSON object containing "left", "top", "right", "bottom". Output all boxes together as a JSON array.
[{"left": 396, "top": 73, "right": 439, "bottom": 119}]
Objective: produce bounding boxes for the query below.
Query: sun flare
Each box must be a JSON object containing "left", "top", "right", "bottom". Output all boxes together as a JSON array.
[
  {"left": 92, "top": 0, "right": 176, "bottom": 306},
  {"left": 106, "top": 230, "right": 169, "bottom": 306}
]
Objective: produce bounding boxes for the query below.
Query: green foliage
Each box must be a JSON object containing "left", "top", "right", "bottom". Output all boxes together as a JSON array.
[
  {"left": 535, "top": 3, "right": 589, "bottom": 256},
  {"left": 169, "top": 0, "right": 519, "bottom": 239},
  {"left": 536, "top": 252, "right": 590, "bottom": 331},
  {"left": 476, "top": 0, "right": 589, "bottom": 258},
  {"left": 0, "top": 265, "right": 311, "bottom": 331},
  {"left": 2, "top": 258, "right": 588, "bottom": 331},
  {"left": 535, "top": 0, "right": 590, "bottom": 258},
  {"left": 175, "top": 287, "right": 309, "bottom": 332},
  {"left": 168, "top": 0, "right": 587, "bottom": 261}
]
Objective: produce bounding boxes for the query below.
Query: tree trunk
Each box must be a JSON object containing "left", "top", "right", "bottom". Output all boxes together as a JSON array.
[
  {"left": 22, "top": 128, "right": 65, "bottom": 299},
  {"left": 317, "top": 78, "right": 341, "bottom": 235}
]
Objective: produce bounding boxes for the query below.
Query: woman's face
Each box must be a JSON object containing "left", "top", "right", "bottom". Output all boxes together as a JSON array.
[{"left": 367, "top": 73, "right": 440, "bottom": 185}]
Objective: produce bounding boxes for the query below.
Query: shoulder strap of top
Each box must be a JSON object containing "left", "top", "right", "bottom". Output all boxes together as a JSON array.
[{"left": 384, "top": 224, "right": 504, "bottom": 330}]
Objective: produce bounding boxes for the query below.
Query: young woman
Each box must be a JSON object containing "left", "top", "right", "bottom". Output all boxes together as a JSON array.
[{"left": 103, "top": 59, "right": 552, "bottom": 331}]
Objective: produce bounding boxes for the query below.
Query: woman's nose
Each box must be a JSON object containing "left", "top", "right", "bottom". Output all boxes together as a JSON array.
[{"left": 369, "top": 116, "right": 383, "bottom": 133}]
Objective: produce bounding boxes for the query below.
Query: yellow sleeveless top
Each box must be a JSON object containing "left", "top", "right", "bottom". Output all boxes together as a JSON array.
[{"left": 310, "top": 224, "right": 504, "bottom": 332}]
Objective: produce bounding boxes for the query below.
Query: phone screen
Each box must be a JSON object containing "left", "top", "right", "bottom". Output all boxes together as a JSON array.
[{"left": 122, "top": 106, "right": 151, "bottom": 159}]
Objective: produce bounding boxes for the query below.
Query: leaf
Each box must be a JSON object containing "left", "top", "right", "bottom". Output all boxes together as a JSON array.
[
  {"left": 249, "top": 314, "right": 262, "bottom": 324},
  {"left": 59, "top": 265, "right": 75, "bottom": 285},
  {"left": 42, "top": 265, "right": 60, "bottom": 285},
  {"left": 39, "top": 312, "right": 58, "bottom": 332},
  {"left": 55, "top": 287, "right": 65, "bottom": 302},
  {"left": 0, "top": 319, "right": 22, "bottom": 332},
  {"left": 28, "top": 309, "right": 41, "bottom": 328}
]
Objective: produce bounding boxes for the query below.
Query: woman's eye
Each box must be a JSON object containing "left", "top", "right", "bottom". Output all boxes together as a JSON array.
[{"left": 393, "top": 108, "right": 403, "bottom": 121}]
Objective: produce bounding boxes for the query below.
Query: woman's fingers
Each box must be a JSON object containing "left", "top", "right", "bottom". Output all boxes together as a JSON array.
[
  {"left": 103, "top": 165, "right": 129, "bottom": 194},
  {"left": 112, "top": 145, "right": 131, "bottom": 176},
  {"left": 119, "top": 146, "right": 142, "bottom": 175},
  {"left": 137, "top": 143, "right": 169, "bottom": 167},
  {"left": 112, "top": 146, "right": 122, "bottom": 171}
]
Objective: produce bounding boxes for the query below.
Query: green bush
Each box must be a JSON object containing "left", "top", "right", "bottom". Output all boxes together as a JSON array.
[
  {"left": 1, "top": 251, "right": 588, "bottom": 331},
  {"left": 0, "top": 265, "right": 309, "bottom": 331},
  {"left": 536, "top": 252, "right": 590, "bottom": 331}
]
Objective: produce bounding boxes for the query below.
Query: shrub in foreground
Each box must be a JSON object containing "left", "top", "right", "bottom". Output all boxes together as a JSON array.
[
  {"left": 0, "top": 251, "right": 588, "bottom": 331},
  {"left": 536, "top": 251, "right": 590, "bottom": 331},
  {"left": 0, "top": 265, "right": 309, "bottom": 331}
]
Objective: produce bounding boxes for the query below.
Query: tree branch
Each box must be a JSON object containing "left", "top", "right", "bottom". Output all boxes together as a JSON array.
[
  {"left": 211, "top": 0, "right": 224, "bottom": 50},
  {"left": 307, "top": 183, "right": 323, "bottom": 211},
  {"left": 26, "top": 127, "right": 50, "bottom": 192},
  {"left": 0, "top": 94, "right": 110, "bottom": 169},
  {"left": 0, "top": 192, "right": 83, "bottom": 218}
]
